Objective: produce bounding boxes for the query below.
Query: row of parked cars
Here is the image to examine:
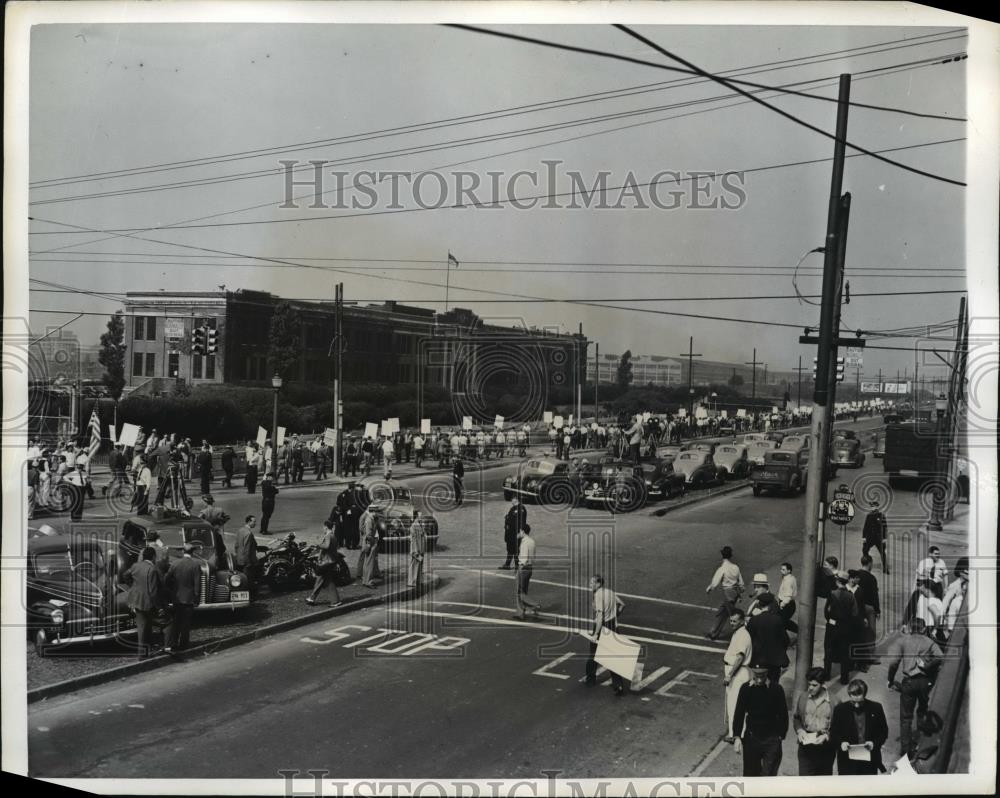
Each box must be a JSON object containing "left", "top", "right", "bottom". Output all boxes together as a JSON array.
[{"left": 747, "top": 429, "right": 865, "bottom": 497}]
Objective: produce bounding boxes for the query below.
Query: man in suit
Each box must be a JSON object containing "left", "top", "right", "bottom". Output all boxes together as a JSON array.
[
  {"left": 854, "top": 556, "right": 882, "bottom": 669},
  {"left": 259, "top": 472, "right": 279, "bottom": 535},
  {"left": 862, "top": 501, "right": 889, "bottom": 573},
  {"left": 126, "top": 546, "right": 166, "bottom": 659},
  {"left": 165, "top": 542, "right": 202, "bottom": 653},
  {"left": 500, "top": 497, "right": 527, "bottom": 570},
  {"left": 196, "top": 444, "right": 213, "bottom": 496},
  {"left": 824, "top": 570, "right": 859, "bottom": 684},
  {"left": 830, "top": 679, "right": 888, "bottom": 774},
  {"left": 453, "top": 457, "right": 465, "bottom": 506},
  {"left": 221, "top": 445, "right": 235, "bottom": 488},
  {"left": 234, "top": 514, "right": 259, "bottom": 581},
  {"left": 746, "top": 592, "right": 790, "bottom": 685}
]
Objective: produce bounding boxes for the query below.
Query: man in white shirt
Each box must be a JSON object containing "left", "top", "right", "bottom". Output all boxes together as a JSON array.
[
  {"left": 706, "top": 545, "right": 745, "bottom": 639},
  {"left": 412, "top": 433, "right": 425, "bottom": 467},
  {"left": 513, "top": 525, "right": 542, "bottom": 619},
  {"left": 724, "top": 608, "right": 754, "bottom": 740},
  {"left": 381, "top": 436, "right": 395, "bottom": 479},
  {"left": 915, "top": 546, "right": 948, "bottom": 599},
  {"left": 585, "top": 574, "right": 627, "bottom": 695},
  {"left": 626, "top": 415, "right": 643, "bottom": 464},
  {"left": 777, "top": 562, "right": 799, "bottom": 633}
]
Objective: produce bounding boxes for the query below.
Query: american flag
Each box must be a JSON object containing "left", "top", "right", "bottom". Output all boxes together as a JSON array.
[
  {"left": 447, "top": 251, "right": 459, "bottom": 268},
  {"left": 87, "top": 407, "right": 101, "bottom": 471}
]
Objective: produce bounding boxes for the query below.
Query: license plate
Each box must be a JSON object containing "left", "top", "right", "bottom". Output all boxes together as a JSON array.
[{"left": 231, "top": 591, "right": 250, "bottom": 602}]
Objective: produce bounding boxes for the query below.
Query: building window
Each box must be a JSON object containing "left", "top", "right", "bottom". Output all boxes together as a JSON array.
[
  {"left": 168, "top": 353, "right": 180, "bottom": 378},
  {"left": 205, "top": 355, "right": 216, "bottom": 380},
  {"left": 144, "top": 353, "right": 156, "bottom": 377},
  {"left": 134, "top": 317, "right": 145, "bottom": 340},
  {"left": 193, "top": 354, "right": 203, "bottom": 379},
  {"left": 133, "top": 353, "right": 144, "bottom": 377},
  {"left": 145, "top": 316, "right": 157, "bottom": 341}
]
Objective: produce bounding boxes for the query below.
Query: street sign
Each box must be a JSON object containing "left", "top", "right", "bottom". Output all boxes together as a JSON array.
[
  {"left": 846, "top": 346, "right": 864, "bottom": 367},
  {"left": 834, "top": 484, "right": 854, "bottom": 501},
  {"left": 828, "top": 498, "right": 855, "bottom": 525}
]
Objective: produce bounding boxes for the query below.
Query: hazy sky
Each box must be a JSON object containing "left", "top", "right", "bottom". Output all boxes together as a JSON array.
[{"left": 27, "top": 22, "right": 972, "bottom": 380}]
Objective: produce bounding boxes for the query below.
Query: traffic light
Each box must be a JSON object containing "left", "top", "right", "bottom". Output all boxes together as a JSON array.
[
  {"left": 835, "top": 357, "right": 846, "bottom": 382},
  {"left": 205, "top": 326, "right": 218, "bottom": 355},
  {"left": 192, "top": 325, "right": 206, "bottom": 355},
  {"left": 812, "top": 357, "right": 818, "bottom": 380}
]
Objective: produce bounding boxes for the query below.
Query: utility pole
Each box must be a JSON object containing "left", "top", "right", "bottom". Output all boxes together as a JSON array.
[
  {"left": 744, "top": 348, "right": 762, "bottom": 399},
  {"left": 680, "top": 337, "right": 702, "bottom": 419},
  {"left": 796, "top": 74, "right": 851, "bottom": 699},
  {"left": 763, "top": 363, "right": 769, "bottom": 395},
  {"left": 577, "top": 323, "right": 584, "bottom": 422},
  {"left": 793, "top": 356, "right": 807, "bottom": 409},
  {"left": 330, "top": 283, "right": 344, "bottom": 476},
  {"left": 931, "top": 297, "right": 968, "bottom": 527},
  {"left": 594, "top": 342, "right": 599, "bottom": 421}
]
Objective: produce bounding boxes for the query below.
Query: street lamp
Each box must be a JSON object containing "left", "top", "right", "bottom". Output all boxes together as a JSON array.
[{"left": 271, "top": 374, "right": 282, "bottom": 472}]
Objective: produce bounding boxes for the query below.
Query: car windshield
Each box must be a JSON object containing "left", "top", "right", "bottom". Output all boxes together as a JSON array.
[
  {"left": 33, "top": 547, "right": 105, "bottom": 579},
  {"left": 718, "top": 447, "right": 738, "bottom": 454},
  {"left": 770, "top": 453, "right": 793, "bottom": 462},
  {"left": 784, "top": 437, "right": 803, "bottom": 446},
  {"left": 752, "top": 442, "right": 775, "bottom": 450},
  {"left": 832, "top": 440, "right": 854, "bottom": 449},
  {"left": 369, "top": 485, "right": 412, "bottom": 503},
  {"left": 183, "top": 526, "right": 215, "bottom": 549},
  {"left": 529, "top": 462, "right": 555, "bottom": 475},
  {"left": 677, "top": 453, "right": 699, "bottom": 461}
]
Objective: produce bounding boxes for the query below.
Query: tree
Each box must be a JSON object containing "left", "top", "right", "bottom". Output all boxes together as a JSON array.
[
  {"left": 728, "top": 372, "right": 744, "bottom": 387},
  {"left": 267, "top": 302, "right": 302, "bottom": 381},
  {"left": 98, "top": 312, "right": 126, "bottom": 399},
  {"left": 616, "top": 350, "right": 633, "bottom": 390}
]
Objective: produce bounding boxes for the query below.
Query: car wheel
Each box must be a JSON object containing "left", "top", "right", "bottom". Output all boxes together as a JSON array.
[
  {"left": 35, "top": 629, "right": 48, "bottom": 658},
  {"left": 789, "top": 476, "right": 800, "bottom": 494},
  {"left": 752, "top": 485, "right": 762, "bottom": 497},
  {"left": 267, "top": 561, "right": 294, "bottom": 590}
]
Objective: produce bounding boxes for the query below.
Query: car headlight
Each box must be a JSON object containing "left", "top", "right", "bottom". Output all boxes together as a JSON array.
[
  {"left": 229, "top": 573, "right": 245, "bottom": 588},
  {"left": 644, "top": 480, "right": 652, "bottom": 486},
  {"left": 50, "top": 609, "right": 65, "bottom": 625}
]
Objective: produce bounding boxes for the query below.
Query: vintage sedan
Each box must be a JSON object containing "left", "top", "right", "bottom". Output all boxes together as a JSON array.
[
  {"left": 27, "top": 532, "right": 135, "bottom": 656},
  {"left": 780, "top": 434, "right": 810, "bottom": 453},
  {"left": 118, "top": 516, "right": 251, "bottom": 610},
  {"left": 766, "top": 431, "right": 786, "bottom": 445},
  {"left": 748, "top": 439, "right": 780, "bottom": 465},
  {"left": 714, "top": 444, "right": 751, "bottom": 479},
  {"left": 503, "top": 459, "right": 577, "bottom": 505},
  {"left": 671, "top": 450, "right": 720, "bottom": 488},
  {"left": 363, "top": 484, "right": 439, "bottom": 550},
  {"left": 644, "top": 458, "right": 687, "bottom": 500},
  {"left": 742, "top": 433, "right": 767, "bottom": 445},
  {"left": 830, "top": 436, "right": 866, "bottom": 468},
  {"left": 583, "top": 462, "right": 648, "bottom": 511},
  {"left": 658, "top": 445, "right": 683, "bottom": 464}
]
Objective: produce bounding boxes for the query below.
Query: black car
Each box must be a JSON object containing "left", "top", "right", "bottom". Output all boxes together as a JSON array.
[
  {"left": 503, "top": 459, "right": 577, "bottom": 505},
  {"left": 27, "top": 532, "right": 134, "bottom": 656},
  {"left": 582, "top": 462, "right": 648, "bottom": 512},
  {"left": 644, "top": 459, "right": 687, "bottom": 500},
  {"left": 362, "top": 484, "right": 440, "bottom": 550}
]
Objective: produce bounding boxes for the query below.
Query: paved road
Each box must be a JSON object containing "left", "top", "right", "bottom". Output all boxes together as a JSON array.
[{"left": 28, "top": 420, "right": 888, "bottom": 778}]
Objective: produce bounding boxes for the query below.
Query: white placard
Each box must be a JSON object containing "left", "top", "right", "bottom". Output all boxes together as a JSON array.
[
  {"left": 553, "top": 415, "right": 564, "bottom": 429},
  {"left": 677, "top": 408, "right": 687, "bottom": 418},
  {"left": 388, "top": 417, "right": 400, "bottom": 434},
  {"left": 695, "top": 407, "right": 708, "bottom": 419},
  {"left": 256, "top": 426, "right": 268, "bottom": 447},
  {"left": 721, "top": 410, "right": 728, "bottom": 418},
  {"left": 593, "top": 628, "right": 641, "bottom": 680},
  {"left": 118, "top": 423, "right": 140, "bottom": 447},
  {"left": 568, "top": 414, "right": 574, "bottom": 426},
  {"left": 771, "top": 406, "right": 779, "bottom": 414},
  {"left": 737, "top": 409, "right": 746, "bottom": 418},
  {"left": 277, "top": 426, "right": 286, "bottom": 446},
  {"left": 494, "top": 415, "right": 504, "bottom": 429},
  {"left": 591, "top": 422, "right": 598, "bottom": 430},
  {"left": 107, "top": 425, "right": 116, "bottom": 444},
  {"left": 380, "top": 420, "right": 392, "bottom": 437},
  {"left": 543, "top": 411, "right": 553, "bottom": 424},
  {"left": 642, "top": 412, "right": 651, "bottom": 422},
  {"left": 421, "top": 419, "right": 432, "bottom": 435},
  {"left": 462, "top": 416, "right": 473, "bottom": 430},
  {"left": 364, "top": 422, "right": 379, "bottom": 440},
  {"left": 323, "top": 427, "right": 337, "bottom": 446}
]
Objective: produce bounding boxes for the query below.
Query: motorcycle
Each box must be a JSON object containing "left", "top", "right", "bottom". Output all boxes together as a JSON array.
[
  {"left": 259, "top": 532, "right": 352, "bottom": 590},
  {"left": 301, "top": 542, "right": 353, "bottom": 588}
]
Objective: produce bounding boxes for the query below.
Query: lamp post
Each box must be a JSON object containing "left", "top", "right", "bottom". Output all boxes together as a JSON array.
[{"left": 271, "top": 374, "right": 282, "bottom": 472}]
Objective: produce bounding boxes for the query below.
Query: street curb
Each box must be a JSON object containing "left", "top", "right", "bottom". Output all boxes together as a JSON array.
[
  {"left": 27, "top": 574, "right": 442, "bottom": 704},
  {"left": 648, "top": 480, "right": 751, "bottom": 517}
]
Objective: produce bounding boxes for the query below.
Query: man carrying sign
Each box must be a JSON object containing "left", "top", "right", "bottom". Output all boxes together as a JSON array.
[{"left": 585, "top": 574, "right": 627, "bottom": 696}]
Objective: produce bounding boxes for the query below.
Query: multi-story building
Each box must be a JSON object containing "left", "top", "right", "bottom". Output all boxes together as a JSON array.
[
  {"left": 596, "top": 352, "right": 798, "bottom": 393},
  {"left": 595, "top": 354, "right": 683, "bottom": 386},
  {"left": 122, "top": 291, "right": 587, "bottom": 403}
]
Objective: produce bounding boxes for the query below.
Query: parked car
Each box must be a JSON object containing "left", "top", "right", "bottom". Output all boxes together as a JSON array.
[
  {"left": 27, "top": 531, "right": 135, "bottom": 656},
  {"left": 748, "top": 439, "right": 779, "bottom": 465},
  {"left": 830, "top": 436, "right": 866, "bottom": 468},
  {"left": 658, "top": 445, "right": 682, "bottom": 464},
  {"left": 718, "top": 420, "right": 735, "bottom": 437},
  {"left": 780, "top": 434, "right": 810, "bottom": 453},
  {"left": 750, "top": 449, "right": 808, "bottom": 496},
  {"left": 583, "top": 461, "right": 648, "bottom": 512},
  {"left": 742, "top": 433, "right": 767, "bottom": 444},
  {"left": 364, "top": 484, "right": 439, "bottom": 550},
  {"left": 671, "top": 450, "right": 720, "bottom": 488},
  {"left": 118, "top": 516, "right": 251, "bottom": 610},
  {"left": 713, "top": 444, "right": 751, "bottom": 479},
  {"left": 766, "top": 431, "right": 786, "bottom": 445},
  {"left": 644, "top": 458, "right": 687, "bottom": 500},
  {"left": 503, "top": 459, "right": 577, "bottom": 505}
]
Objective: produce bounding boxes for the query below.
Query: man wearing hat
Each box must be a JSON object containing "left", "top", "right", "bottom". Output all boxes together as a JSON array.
[
  {"left": 259, "top": 472, "right": 279, "bottom": 534},
  {"left": 746, "top": 592, "right": 790, "bottom": 685},
  {"left": 165, "top": 541, "right": 202, "bottom": 653},
  {"left": 732, "top": 663, "right": 789, "bottom": 776},
  {"left": 746, "top": 572, "right": 772, "bottom": 618},
  {"left": 500, "top": 496, "right": 527, "bottom": 570},
  {"left": 705, "top": 546, "right": 745, "bottom": 640},
  {"left": 144, "top": 529, "right": 170, "bottom": 574},
  {"left": 198, "top": 494, "right": 228, "bottom": 533},
  {"left": 823, "top": 570, "right": 859, "bottom": 684}
]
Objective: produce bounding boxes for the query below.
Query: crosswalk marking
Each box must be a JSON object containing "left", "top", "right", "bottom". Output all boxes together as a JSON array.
[{"left": 444, "top": 565, "right": 716, "bottom": 611}]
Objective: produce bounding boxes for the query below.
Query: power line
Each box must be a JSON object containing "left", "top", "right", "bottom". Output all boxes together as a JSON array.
[
  {"left": 29, "top": 29, "right": 967, "bottom": 190},
  {"left": 613, "top": 24, "right": 965, "bottom": 186},
  {"left": 443, "top": 24, "right": 966, "bottom": 187},
  {"left": 27, "top": 136, "right": 965, "bottom": 235}
]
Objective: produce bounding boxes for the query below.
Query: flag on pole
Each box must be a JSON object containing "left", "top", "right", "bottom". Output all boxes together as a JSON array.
[
  {"left": 447, "top": 251, "right": 459, "bottom": 268},
  {"left": 88, "top": 407, "right": 101, "bottom": 472}
]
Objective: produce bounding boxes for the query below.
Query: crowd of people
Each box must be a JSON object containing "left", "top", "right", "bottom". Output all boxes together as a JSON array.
[{"left": 703, "top": 532, "right": 968, "bottom": 776}]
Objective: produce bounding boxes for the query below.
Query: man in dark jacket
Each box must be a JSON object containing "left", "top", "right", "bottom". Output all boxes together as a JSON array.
[
  {"left": 103, "top": 443, "right": 127, "bottom": 496},
  {"left": 862, "top": 501, "right": 889, "bottom": 573},
  {"left": 453, "top": 458, "right": 465, "bottom": 506},
  {"left": 500, "top": 497, "right": 527, "bottom": 570},
  {"left": 196, "top": 444, "right": 213, "bottom": 496},
  {"left": 221, "top": 445, "right": 235, "bottom": 488},
  {"left": 126, "top": 547, "right": 165, "bottom": 659},
  {"left": 732, "top": 665, "right": 789, "bottom": 776},
  {"left": 259, "top": 473, "right": 279, "bottom": 534},
  {"left": 165, "top": 542, "right": 202, "bottom": 652},
  {"left": 830, "top": 679, "right": 888, "bottom": 774},
  {"left": 824, "top": 570, "right": 859, "bottom": 684},
  {"left": 746, "top": 593, "right": 790, "bottom": 685}
]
